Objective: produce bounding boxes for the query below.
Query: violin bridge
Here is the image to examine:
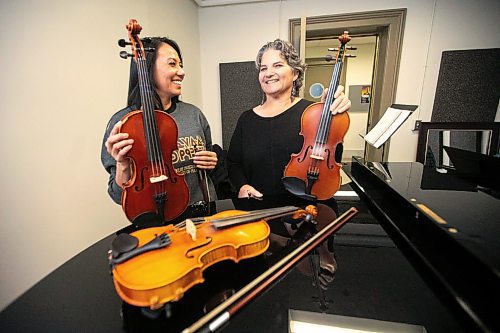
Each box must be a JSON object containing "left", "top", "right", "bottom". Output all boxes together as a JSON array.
[
  {"left": 149, "top": 175, "right": 168, "bottom": 183},
  {"left": 309, "top": 154, "right": 324, "bottom": 161},
  {"left": 185, "top": 219, "right": 197, "bottom": 241}
]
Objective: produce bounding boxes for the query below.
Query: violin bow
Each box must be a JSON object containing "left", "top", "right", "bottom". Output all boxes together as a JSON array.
[
  {"left": 182, "top": 206, "right": 358, "bottom": 333},
  {"left": 194, "top": 143, "right": 212, "bottom": 214}
]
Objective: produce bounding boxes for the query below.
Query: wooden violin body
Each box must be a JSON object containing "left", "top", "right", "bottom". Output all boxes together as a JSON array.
[
  {"left": 110, "top": 206, "right": 316, "bottom": 308},
  {"left": 284, "top": 104, "right": 350, "bottom": 200},
  {"left": 112, "top": 210, "right": 269, "bottom": 308},
  {"left": 120, "top": 110, "right": 189, "bottom": 222}
]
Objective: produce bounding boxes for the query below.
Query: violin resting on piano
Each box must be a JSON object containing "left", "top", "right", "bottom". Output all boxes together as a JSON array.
[{"left": 108, "top": 206, "right": 317, "bottom": 309}]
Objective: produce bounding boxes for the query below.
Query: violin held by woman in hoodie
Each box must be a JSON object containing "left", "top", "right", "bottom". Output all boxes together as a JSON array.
[{"left": 102, "top": 19, "right": 218, "bottom": 224}]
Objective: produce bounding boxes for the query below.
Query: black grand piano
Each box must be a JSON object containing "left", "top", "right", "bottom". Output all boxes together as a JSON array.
[{"left": 345, "top": 156, "right": 500, "bottom": 333}]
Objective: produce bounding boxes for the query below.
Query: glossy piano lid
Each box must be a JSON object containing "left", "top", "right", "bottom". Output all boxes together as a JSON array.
[{"left": 348, "top": 157, "right": 500, "bottom": 276}]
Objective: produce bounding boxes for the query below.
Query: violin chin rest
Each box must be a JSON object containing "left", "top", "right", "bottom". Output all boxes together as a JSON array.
[
  {"left": 282, "top": 176, "right": 317, "bottom": 202},
  {"left": 111, "top": 233, "right": 139, "bottom": 258}
]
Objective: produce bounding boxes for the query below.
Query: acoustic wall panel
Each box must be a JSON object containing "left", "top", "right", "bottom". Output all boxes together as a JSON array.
[
  {"left": 430, "top": 48, "right": 500, "bottom": 155},
  {"left": 219, "top": 61, "right": 261, "bottom": 149},
  {"left": 432, "top": 48, "right": 500, "bottom": 122}
]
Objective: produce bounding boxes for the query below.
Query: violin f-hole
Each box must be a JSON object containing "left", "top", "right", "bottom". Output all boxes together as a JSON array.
[
  {"left": 134, "top": 166, "right": 148, "bottom": 191},
  {"left": 185, "top": 237, "right": 213, "bottom": 258},
  {"left": 325, "top": 148, "right": 334, "bottom": 169},
  {"left": 297, "top": 145, "right": 312, "bottom": 163},
  {"left": 163, "top": 163, "right": 178, "bottom": 184}
]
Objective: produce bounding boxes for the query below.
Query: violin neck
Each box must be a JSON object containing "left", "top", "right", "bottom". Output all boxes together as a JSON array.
[
  {"left": 211, "top": 206, "right": 299, "bottom": 229},
  {"left": 315, "top": 43, "right": 347, "bottom": 145},
  {"left": 324, "top": 59, "right": 343, "bottom": 111},
  {"left": 136, "top": 57, "right": 163, "bottom": 162}
]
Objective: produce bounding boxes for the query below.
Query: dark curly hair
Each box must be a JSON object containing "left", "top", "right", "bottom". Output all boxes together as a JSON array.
[
  {"left": 255, "top": 39, "right": 307, "bottom": 101},
  {"left": 127, "top": 37, "right": 183, "bottom": 109}
]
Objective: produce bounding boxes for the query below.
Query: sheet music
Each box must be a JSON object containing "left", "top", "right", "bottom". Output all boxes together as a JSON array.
[{"left": 363, "top": 105, "right": 417, "bottom": 149}]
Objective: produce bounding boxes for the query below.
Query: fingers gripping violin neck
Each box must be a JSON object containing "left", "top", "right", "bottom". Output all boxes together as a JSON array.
[{"left": 109, "top": 205, "right": 317, "bottom": 309}]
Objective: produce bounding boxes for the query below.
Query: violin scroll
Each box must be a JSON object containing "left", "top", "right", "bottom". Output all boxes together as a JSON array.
[
  {"left": 338, "top": 30, "right": 351, "bottom": 44},
  {"left": 126, "top": 18, "right": 142, "bottom": 35},
  {"left": 124, "top": 19, "right": 145, "bottom": 62}
]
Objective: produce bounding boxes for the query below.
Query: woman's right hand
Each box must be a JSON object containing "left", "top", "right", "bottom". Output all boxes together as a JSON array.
[
  {"left": 105, "top": 121, "right": 134, "bottom": 187},
  {"left": 238, "top": 184, "right": 263, "bottom": 199},
  {"left": 105, "top": 121, "right": 134, "bottom": 163}
]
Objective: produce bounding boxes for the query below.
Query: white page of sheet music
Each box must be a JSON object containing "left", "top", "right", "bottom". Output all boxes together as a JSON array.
[{"left": 364, "top": 107, "right": 412, "bottom": 148}]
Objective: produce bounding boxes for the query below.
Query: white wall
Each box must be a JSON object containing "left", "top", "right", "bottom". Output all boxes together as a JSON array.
[
  {"left": 344, "top": 43, "right": 376, "bottom": 152},
  {"left": 198, "top": 0, "right": 500, "bottom": 161},
  {"left": 391, "top": 0, "right": 500, "bottom": 160},
  {"left": 0, "top": 0, "right": 201, "bottom": 311}
]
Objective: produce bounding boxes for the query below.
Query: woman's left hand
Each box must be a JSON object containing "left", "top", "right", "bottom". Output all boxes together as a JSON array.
[
  {"left": 193, "top": 150, "right": 218, "bottom": 170},
  {"left": 322, "top": 85, "right": 351, "bottom": 115}
]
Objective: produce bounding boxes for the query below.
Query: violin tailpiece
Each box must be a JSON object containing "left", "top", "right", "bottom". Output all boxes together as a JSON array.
[{"left": 110, "top": 233, "right": 171, "bottom": 266}]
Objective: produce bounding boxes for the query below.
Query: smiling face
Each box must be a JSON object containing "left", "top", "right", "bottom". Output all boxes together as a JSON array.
[
  {"left": 258, "top": 49, "right": 298, "bottom": 99},
  {"left": 153, "top": 43, "right": 185, "bottom": 106}
]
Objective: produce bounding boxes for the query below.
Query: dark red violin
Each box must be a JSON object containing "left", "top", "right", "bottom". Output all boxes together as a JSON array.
[
  {"left": 118, "top": 19, "right": 189, "bottom": 222},
  {"left": 283, "top": 31, "right": 353, "bottom": 200}
]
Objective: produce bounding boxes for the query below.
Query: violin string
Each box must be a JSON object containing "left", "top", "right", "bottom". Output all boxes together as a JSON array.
[
  {"left": 137, "top": 57, "right": 154, "bottom": 169},
  {"left": 321, "top": 60, "right": 341, "bottom": 141},
  {"left": 174, "top": 206, "right": 298, "bottom": 229},
  {"left": 137, "top": 56, "right": 161, "bottom": 197},
  {"left": 212, "top": 206, "right": 298, "bottom": 228},
  {"left": 144, "top": 45, "right": 170, "bottom": 203},
  {"left": 217, "top": 211, "right": 298, "bottom": 228},
  {"left": 314, "top": 58, "right": 338, "bottom": 152},
  {"left": 138, "top": 43, "right": 169, "bottom": 201},
  {"left": 310, "top": 48, "right": 343, "bottom": 176},
  {"left": 151, "top": 55, "right": 168, "bottom": 199}
]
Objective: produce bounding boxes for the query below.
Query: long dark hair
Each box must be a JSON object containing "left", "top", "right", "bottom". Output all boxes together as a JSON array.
[{"left": 127, "top": 37, "right": 183, "bottom": 109}]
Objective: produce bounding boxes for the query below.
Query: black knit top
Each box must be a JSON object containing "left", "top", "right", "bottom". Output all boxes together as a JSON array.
[{"left": 227, "top": 99, "right": 314, "bottom": 196}]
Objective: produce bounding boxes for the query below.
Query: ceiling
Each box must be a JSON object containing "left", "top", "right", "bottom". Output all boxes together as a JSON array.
[
  {"left": 193, "top": 0, "right": 282, "bottom": 7},
  {"left": 192, "top": 1, "right": 376, "bottom": 48}
]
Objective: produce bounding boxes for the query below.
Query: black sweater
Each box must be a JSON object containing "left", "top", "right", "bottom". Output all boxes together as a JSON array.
[{"left": 227, "top": 99, "right": 314, "bottom": 196}]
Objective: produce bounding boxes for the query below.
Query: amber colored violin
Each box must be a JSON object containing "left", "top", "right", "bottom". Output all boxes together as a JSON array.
[
  {"left": 109, "top": 205, "right": 317, "bottom": 309},
  {"left": 283, "top": 31, "right": 355, "bottom": 201},
  {"left": 118, "top": 19, "right": 189, "bottom": 222}
]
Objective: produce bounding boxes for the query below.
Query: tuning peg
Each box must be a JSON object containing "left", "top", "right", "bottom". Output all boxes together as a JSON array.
[
  {"left": 118, "top": 39, "right": 132, "bottom": 48},
  {"left": 346, "top": 46, "right": 357, "bottom": 50},
  {"left": 325, "top": 54, "right": 334, "bottom": 62},
  {"left": 328, "top": 47, "right": 339, "bottom": 52},
  {"left": 345, "top": 54, "right": 357, "bottom": 58},
  {"left": 119, "top": 51, "right": 133, "bottom": 59}
]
